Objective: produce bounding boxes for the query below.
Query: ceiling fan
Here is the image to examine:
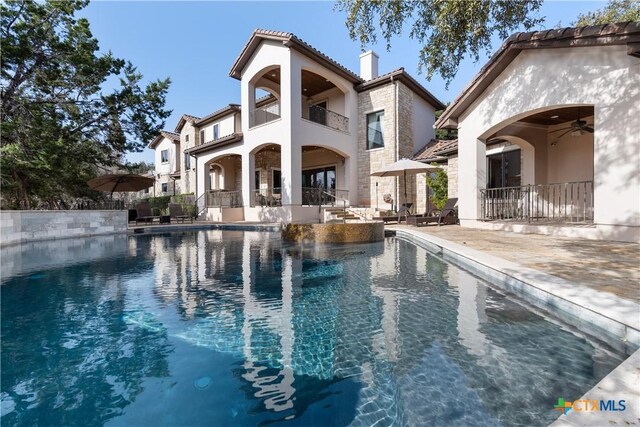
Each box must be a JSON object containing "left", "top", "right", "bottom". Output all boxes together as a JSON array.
[{"left": 549, "top": 109, "right": 594, "bottom": 145}]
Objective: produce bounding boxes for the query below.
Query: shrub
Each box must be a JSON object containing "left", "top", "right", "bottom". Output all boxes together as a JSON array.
[{"left": 426, "top": 166, "right": 448, "bottom": 210}]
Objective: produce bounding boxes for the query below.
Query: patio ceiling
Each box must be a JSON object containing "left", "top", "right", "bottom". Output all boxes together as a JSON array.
[{"left": 518, "top": 106, "right": 594, "bottom": 126}]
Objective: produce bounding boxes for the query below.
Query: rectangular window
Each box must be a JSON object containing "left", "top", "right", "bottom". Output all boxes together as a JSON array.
[
  {"left": 366, "top": 111, "right": 384, "bottom": 150},
  {"left": 200, "top": 130, "right": 205, "bottom": 144},
  {"left": 161, "top": 149, "right": 169, "bottom": 163},
  {"left": 185, "top": 135, "right": 189, "bottom": 142},
  {"left": 213, "top": 124, "right": 219, "bottom": 140},
  {"left": 272, "top": 169, "right": 281, "bottom": 190},
  {"left": 161, "top": 183, "right": 168, "bottom": 193},
  {"left": 184, "top": 153, "right": 191, "bottom": 169}
]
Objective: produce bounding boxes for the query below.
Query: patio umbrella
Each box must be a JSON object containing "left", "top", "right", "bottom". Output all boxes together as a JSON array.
[
  {"left": 371, "top": 158, "right": 441, "bottom": 208},
  {"left": 87, "top": 173, "right": 155, "bottom": 196}
]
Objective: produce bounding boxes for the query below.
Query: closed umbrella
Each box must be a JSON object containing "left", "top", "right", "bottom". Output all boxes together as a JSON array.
[
  {"left": 87, "top": 173, "right": 155, "bottom": 196},
  {"left": 371, "top": 158, "right": 441, "bottom": 209}
]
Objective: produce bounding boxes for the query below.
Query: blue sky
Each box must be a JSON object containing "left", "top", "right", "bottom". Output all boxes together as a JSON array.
[{"left": 79, "top": 0, "right": 606, "bottom": 164}]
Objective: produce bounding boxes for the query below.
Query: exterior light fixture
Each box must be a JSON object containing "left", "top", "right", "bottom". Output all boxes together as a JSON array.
[{"left": 550, "top": 115, "right": 559, "bottom": 119}]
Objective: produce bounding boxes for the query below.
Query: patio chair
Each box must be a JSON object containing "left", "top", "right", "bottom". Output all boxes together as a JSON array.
[
  {"left": 135, "top": 202, "right": 160, "bottom": 225},
  {"left": 169, "top": 203, "right": 193, "bottom": 224},
  {"left": 407, "top": 198, "right": 458, "bottom": 227}
]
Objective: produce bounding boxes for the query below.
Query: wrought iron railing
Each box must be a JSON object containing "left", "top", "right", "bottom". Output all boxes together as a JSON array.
[
  {"left": 251, "top": 188, "right": 282, "bottom": 207},
  {"left": 206, "top": 190, "right": 242, "bottom": 208},
  {"left": 301, "top": 187, "right": 348, "bottom": 207},
  {"left": 196, "top": 193, "right": 206, "bottom": 216},
  {"left": 302, "top": 104, "right": 349, "bottom": 133},
  {"left": 480, "top": 181, "right": 593, "bottom": 223},
  {"left": 250, "top": 102, "right": 280, "bottom": 127}
]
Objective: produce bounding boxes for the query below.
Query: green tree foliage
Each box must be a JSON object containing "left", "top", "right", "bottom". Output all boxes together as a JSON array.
[
  {"left": 426, "top": 167, "right": 448, "bottom": 210},
  {"left": 336, "top": 0, "right": 544, "bottom": 86},
  {"left": 1, "top": 0, "right": 171, "bottom": 209},
  {"left": 573, "top": 0, "right": 640, "bottom": 26}
]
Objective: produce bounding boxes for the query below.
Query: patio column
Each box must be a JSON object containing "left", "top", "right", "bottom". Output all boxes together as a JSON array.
[
  {"left": 458, "top": 127, "right": 486, "bottom": 223},
  {"left": 242, "top": 153, "right": 254, "bottom": 207}
]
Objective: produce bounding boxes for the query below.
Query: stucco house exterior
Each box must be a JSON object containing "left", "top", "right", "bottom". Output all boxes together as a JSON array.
[
  {"left": 150, "top": 29, "right": 444, "bottom": 222},
  {"left": 434, "top": 22, "right": 639, "bottom": 243}
]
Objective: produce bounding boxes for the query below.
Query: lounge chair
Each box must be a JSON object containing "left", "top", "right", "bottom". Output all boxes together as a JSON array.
[
  {"left": 407, "top": 198, "right": 458, "bottom": 227},
  {"left": 135, "top": 202, "right": 160, "bottom": 225},
  {"left": 169, "top": 203, "right": 193, "bottom": 223}
]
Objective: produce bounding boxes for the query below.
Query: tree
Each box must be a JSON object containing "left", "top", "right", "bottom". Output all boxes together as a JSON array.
[
  {"left": 1, "top": 0, "right": 171, "bottom": 209},
  {"left": 336, "top": 0, "right": 544, "bottom": 86},
  {"left": 426, "top": 166, "right": 448, "bottom": 210},
  {"left": 573, "top": 0, "right": 640, "bottom": 26}
]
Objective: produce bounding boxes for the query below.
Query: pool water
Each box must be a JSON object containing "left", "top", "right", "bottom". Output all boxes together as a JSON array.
[{"left": 1, "top": 230, "right": 625, "bottom": 426}]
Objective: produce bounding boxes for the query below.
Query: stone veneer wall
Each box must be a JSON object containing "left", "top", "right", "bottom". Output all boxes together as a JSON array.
[
  {"left": 359, "top": 82, "right": 422, "bottom": 211},
  {"left": 447, "top": 155, "right": 459, "bottom": 198},
  {"left": 1, "top": 210, "right": 128, "bottom": 247},
  {"left": 255, "top": 150, "right": 281, "bottom": 190},
  {"left": 282, "top": 222, "right": 384, "bottom": 243}
]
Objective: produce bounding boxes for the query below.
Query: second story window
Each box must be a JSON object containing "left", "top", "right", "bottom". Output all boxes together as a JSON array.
[
  {"left": 366, "top": 111, "right": 385, "bottom": 150},
  {"left": 161, "top": 149, "right": 169, "bottom": 163},
  {"left": 185, "top": 135, "right": 189, "bottom": 143},
  {"left": 161, "top": 183, "right": 168, "bottom": 193},
  {"left": 184, "top": 153, "right": 191, "bottom": 169},
  {"left": 213, "top": 124, "right": 219, "bottom": 140},
  {"left": 200, "top": 130, "right": 205, "bottom": 144}
]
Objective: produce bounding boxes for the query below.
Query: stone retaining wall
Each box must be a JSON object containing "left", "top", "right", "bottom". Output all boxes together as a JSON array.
[
  {"left": 0, "top": 210, "right": 127, "bottom": 247},
  {"left": 282, "top": 222, "right": 384, "bottom": 244}
]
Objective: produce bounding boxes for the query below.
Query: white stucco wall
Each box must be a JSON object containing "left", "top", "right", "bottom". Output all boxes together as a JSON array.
[
  {"left": 198, "top": 114, "right": 236, "bottom": 143},
  {"left": 412, "top": 96, "right": 437, "bottom": 154},
  {"left": 456, "top": 45, "right": 639, "bottom": 242}
]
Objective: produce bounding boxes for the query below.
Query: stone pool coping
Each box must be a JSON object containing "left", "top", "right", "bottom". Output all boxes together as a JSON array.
[
  {"left": 388, "top": 227, "right": 640, "bottom": 355},
  {"left": 128, "top": 222, "right": 281, "bottom": 234}
]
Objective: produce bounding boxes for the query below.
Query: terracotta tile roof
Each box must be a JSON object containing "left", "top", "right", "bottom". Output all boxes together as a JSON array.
[
  {"left": 229, "top": 29, "right": 363, "bottom": 84},
  {"left": 435, "top": 21, "right": 640, "bottom": 128},
  {"left": 356, "top": 67, "right": 446, "bottom": 110},
  {"left": 195, "top": 104, "right": 240, "bottom": 127},
  {"left": 174, "top": 114, "right": 200, "bottom": 132},
  {"left": 413, "top": 139, "right": 458, "bottom": 162},
  {"left": 148, "top": 130, "right": 180, "bottom": 149}
]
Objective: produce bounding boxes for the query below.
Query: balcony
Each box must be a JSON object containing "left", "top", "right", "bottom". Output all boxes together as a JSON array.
[
  {"left": 250, "top": 102, "right": 280, "bottom": 128},
  {"left": 302, "top": 104, "right": 349, "bottom": 133}
]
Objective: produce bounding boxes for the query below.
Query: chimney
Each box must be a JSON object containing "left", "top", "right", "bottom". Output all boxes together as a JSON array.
[{"left": 359, "top": 50, "right": 379, "bottom": 81}]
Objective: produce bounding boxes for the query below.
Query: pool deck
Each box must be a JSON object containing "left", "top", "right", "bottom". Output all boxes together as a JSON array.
[{"left": 387, "top": 224, "right": 640, "bottom": 426}]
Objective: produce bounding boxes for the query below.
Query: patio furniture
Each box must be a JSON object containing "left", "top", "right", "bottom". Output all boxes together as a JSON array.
[
  {"left": 135, "top": 202, "right": 160, "bottom": 225},
  {"left": 169, "top": 204, "right": 193, "bottom": 223},
  {"left": 373, "top": 211, "right": 404, "bottom": 223},
  {"left": 407, "top": 198, "right": 458, "bottom": 227}
]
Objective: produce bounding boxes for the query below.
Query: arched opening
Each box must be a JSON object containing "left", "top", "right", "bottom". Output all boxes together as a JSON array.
[
  {"left": 479, "top": 105, "right": 594, "bottom": 222},
  {"left": 251, "top": 144, "right": 281, "bottom": 207},
  {"left": 301, "top": 145, "right": 348, "bottom": 206},
  {"left": 204, "top": 154, "right": 242, "bottom": 208},
  {"left": 249, "top": 66, "right": 281, "bottom": 127},
  {"left": 300, "top": 69, "right": 349, "bottom": 132}
]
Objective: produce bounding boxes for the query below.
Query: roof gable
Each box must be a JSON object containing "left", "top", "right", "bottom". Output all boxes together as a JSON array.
[
  {"left": 229, "top": 29, "right": 363, "bottom": 84},
  {"left": 435, "top": 21, "right": 640, "bottom": 129},
  {"left": 148, "top": 130, "right": 180, "bottom": 149}
]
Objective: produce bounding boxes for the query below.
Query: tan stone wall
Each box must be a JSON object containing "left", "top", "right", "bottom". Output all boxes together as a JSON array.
[
  {"left": 281, "top": 222, "right": 384, "bottom": 243},
  {"left": 357, "top": 81, "right": 418, "bottom": 212},
  {"left": 447, "top": 155, "right": 458, "bottom": 198},
  {"left": 255, "top": 149, "right": 280, "bottom": 190}
]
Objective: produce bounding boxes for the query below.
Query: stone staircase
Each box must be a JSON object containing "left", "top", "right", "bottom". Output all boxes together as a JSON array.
[{"left": 324, "top": 207, "right": 360, "bottom": 223}]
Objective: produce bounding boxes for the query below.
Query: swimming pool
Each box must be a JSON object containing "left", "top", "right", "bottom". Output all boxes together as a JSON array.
[{"left": 1, "top": 230, "right": 625, "bottom": 426}]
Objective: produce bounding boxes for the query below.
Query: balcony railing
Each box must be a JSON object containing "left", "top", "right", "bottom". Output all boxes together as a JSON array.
[
  {"left": 480, "top": 181, "right": 594, "bottom": 223},
  {"left": 302, "top": 104, "right": 349, "bottom": 133},
  {"left": 206, "top": 190, "right": 242, "bottom": 208},
  {"left": 252, "top": 188, "right": 282, "bottom": 207},
  {"left": 250, "top": 102, "right": 280, "bottom": 128}
]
